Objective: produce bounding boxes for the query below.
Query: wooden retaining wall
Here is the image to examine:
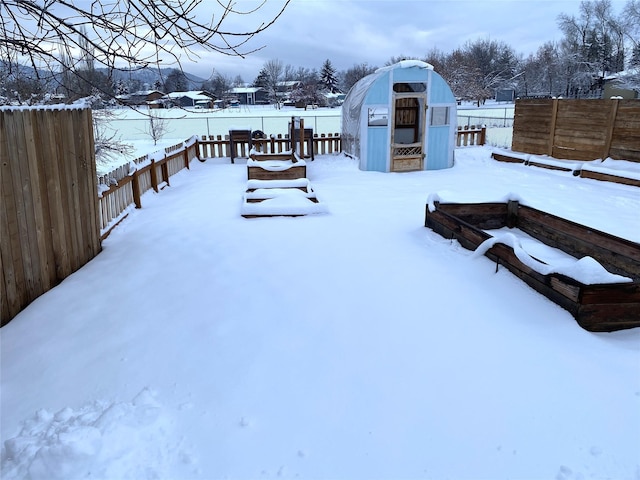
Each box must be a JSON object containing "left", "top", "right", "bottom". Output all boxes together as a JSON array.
[
  {"left": 1, "top": 107, "right": 101, "bottom": 326},
  {"left": 512, "top": 98, "right": 640, "bottom": 162}
]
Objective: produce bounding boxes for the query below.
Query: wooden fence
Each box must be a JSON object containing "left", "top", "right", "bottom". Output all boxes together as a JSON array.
[
  {"left": 96, "top": 133, "right": 341, "bottom": 240},
  {"left": 197, "top": 132, "right": 342, "bottom": 159},
  {"left": 456, "top": 125, "right": 486, "bottom": 147},
  {"left": 511, "top": 98, "right": 640, "bottom": 162},
  {"left": 97, "top": 137, "right": 199, "bottom": 238},
  {"left": 1, "top": 107, "right": 101, "bottom": 326}
]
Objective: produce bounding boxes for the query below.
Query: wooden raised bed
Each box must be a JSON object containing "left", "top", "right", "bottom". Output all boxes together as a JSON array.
[
  {"left": 579, "top": 169, "right": 640, "bottom": 187},
  {"left": 246, "top": 157, "right": 307, "bottom": 181},
  {"left": 425, "top": 200, "right": 640, "bottom": 332}
]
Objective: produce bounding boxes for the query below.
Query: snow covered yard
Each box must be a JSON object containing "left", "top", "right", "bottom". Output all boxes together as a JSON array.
[{"left": 2, "top": 147, "right": 639, "bottom": 480}]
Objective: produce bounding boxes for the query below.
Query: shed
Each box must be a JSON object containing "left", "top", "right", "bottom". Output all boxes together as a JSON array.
[{"left": 342, "top": 60, "right": 457, "bottom": 172}]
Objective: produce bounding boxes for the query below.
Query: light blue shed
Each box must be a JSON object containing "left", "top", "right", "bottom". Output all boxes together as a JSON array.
[{"left": 342, "top": 60, "right": 457, "bottom": 172}]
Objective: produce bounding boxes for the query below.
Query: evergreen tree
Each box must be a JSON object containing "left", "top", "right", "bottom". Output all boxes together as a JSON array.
[
  {"left": 253, "top": 67, "right": 270, "bottom": 88},
  {"left": 164, "top": 69, "right": 189, "bottom": 92},
  {"left": 114, "top": 79, "right": 129, "bottom": 96},
  {"left": 319, "top": 59, "right": 339, "bottom": 93}
]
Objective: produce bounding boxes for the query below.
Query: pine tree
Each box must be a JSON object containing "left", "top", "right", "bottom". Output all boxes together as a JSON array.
[
  {"left": 114, "top": 79, "right": 129, "bottom": 96},
  {"left": 253, "top": 67, "right": 270, "bottom": 88},
  {"left": 320, "top": 59, "right": 338, "bottom": 93}
]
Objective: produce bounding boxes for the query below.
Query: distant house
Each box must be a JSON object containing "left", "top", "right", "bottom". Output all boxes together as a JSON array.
[
  {"left": 118, "top": 90, "right": 164, "bottom": 106},
  {"left": 165, "top": 90, "right": 216, "bottom": 108},
  {"left": 277, "top": 80, "right": 302, "bottom": 103},
  {"left": 229, "top": 87, "right": 269, "bottom": 105},
  {"left": 603, "top": 72, "right": 639, "bottom": 99},
  {"left": 324, "top": 92, "right": 346, "bottom": 107}
]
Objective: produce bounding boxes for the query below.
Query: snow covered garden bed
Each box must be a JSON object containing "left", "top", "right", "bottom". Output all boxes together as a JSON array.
[
  {"left": 491, "top": 148, "right": 640, "bottom": 187},
  {"left": 425, "top": 197, "right": 640, "bottom": 332}
]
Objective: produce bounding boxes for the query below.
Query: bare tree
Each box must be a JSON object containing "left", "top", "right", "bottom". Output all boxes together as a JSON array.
[
  {"left": 342, "top": 63, "right": 377, "bottom": 92},
  {"left": 262, "top": 58, "right": 284, "bottom": 107},
  {"left": 143, "top": 110, "right": 171, "bottom": 146},
  {"left": 622, "top": 0, "right": 640, "bottom": 90},
  {"left": 557, "top": 0, "right": 629, "bottom": 96},
  {"left": 92, "top": 107, "right": 135, "bottom": 166},
  {"left": 0, "top": 0, "right": 291, "bottom": 100},
  {"left": 202, "top": 70, "right": 233, "bottom": 100}
]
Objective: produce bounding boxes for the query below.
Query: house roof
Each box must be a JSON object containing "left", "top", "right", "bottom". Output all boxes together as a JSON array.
[
  {"left": 231, "top": 87, "right": 264, "bottom": 94},
  {"left": 165, "top": 91, "right": 213, "bottom": 100}
]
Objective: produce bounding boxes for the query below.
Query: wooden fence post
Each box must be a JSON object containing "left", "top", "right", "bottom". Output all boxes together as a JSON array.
[
  {"left": 548, "top": 98, "right": 559, "bottom": 156},
  {"left": 183, "top": 146, "right": 190, "bottom": 169},
  {"left": 603, "top": 98, "right": 619, "bottom": 159},
  {"left": 132, "top": 169, "right": 142, "bottom": 208},
  {"left": 150, "top": 159, "right": 158, "bottom": 192}
]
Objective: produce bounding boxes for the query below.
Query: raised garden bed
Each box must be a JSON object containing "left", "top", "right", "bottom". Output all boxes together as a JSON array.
[
  {"left": 246, "top": 157, "right": 307, "bottom": 181},
  {"left": 424, "top": 199, "right": 640, "bottom": 332},
  {"left": 491, "top": 149, "right": 640, "bottom": 186}
]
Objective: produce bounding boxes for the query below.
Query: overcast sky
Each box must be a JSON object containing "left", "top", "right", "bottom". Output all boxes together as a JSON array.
[{"left": 184, "top": 0, "right": 629, "bottom": 82}]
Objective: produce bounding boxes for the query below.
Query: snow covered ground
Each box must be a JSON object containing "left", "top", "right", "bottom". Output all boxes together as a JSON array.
[{"left": 2, "top": 146, "right": 639, "bottom": 480}]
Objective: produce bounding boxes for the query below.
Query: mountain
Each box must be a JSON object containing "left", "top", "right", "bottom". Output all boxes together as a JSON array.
[{"left": 109, "top": 67, "right": 208, "bottom": 91}]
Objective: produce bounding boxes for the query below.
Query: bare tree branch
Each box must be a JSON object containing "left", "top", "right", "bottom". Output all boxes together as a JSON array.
[{"left": 0, "top": 0, "right": 291, "bottom": 80}]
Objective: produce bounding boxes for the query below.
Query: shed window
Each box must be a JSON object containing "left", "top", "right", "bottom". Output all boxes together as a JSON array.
[
  {"left": 431, "top": 106, "right": 450, "bottom": 126},
  {"left": 368, "top": 107, "right": 388, "bottom": 126},
  {"left": 393, "top": 82, "right": 426, "bottom": 93}
]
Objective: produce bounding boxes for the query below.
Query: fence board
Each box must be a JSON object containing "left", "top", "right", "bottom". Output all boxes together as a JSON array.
[
  {"left": 512, "top": 98, "right": 640, "bottom": 162},
  {"left": 1, "top": 111, "right": 24, "bottom": 320}
]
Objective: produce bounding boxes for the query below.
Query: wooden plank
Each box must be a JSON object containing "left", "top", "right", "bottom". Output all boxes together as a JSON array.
[
  {"left": 603, "top": 99, "right": 619, "bottom": 159},
  {"left": 12, "top": 110, "right": 39, "bottom": 304},
  {"left": 29, "top": 109, "right": 55, "bottom": 291},
  {"left": 580, "top": 283, "right": 640, "bottom": 304},
  {"left": 0, "top": 110, "right": 24, "bottom": 324},
  {"left": 247, "top": 165, "right": 306, "bottom": 181},
  {"left": 62, "top": 110, "right": 83, "bottom": 272},
  {"left": 40, "top": 109, "right": 68, "bottom": 281},
  {"left": 56, "top": 109, "right": 77, "bottom": 277},
  {"left": 436, "top": 203, "right": 508, "bottom": 230},
  {"left": 75, "top": 108, "right": 101, "bottom": 262},
  {"left": 577, "top": 303, "right": 640, "bottom": 332},
  {"left": 547, "top": 98, "right": 559, "bottom": 156},
  {"left": 517, "top": 206, "right": 640, "bottom": 279},
  {"left": 526, "top": 160, "right": 574, "bottom": 172},
  {"left": 579, "top": 169, "right": 640, "bottom": 187}
]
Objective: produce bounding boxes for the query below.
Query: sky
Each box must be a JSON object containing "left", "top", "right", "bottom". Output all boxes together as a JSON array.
[{"left": 186, "top": 0, "right": 630, "bottom": 82}]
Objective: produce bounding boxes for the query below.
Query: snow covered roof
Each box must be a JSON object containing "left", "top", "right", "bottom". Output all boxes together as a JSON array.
[
  {"left": 165, "top": 91, "right": 213, "bottom": 100},
  {"left": 231, "top": 87, "right": 264, "bottom": 94},
  {"left": 374, "top": 59, "right": 434, "bottom": 74}
]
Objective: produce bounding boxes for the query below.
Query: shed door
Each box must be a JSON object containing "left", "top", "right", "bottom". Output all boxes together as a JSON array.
[{"left": 390, "top": 90, "right": 427, "bottom": 172}]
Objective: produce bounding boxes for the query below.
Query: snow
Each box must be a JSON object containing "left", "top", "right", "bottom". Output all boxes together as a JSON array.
[
  {"left": 246, "top": 158, "right": 306, "bottom": 171},
  {"left": 376, "top": 60, "right": 434, "bottom": 72},
  {"left": 475, "top": 228, "right": 632, "bottom": 285},
  {"left": 2, "top": 146, "right": 640, "bottom": 480}
]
